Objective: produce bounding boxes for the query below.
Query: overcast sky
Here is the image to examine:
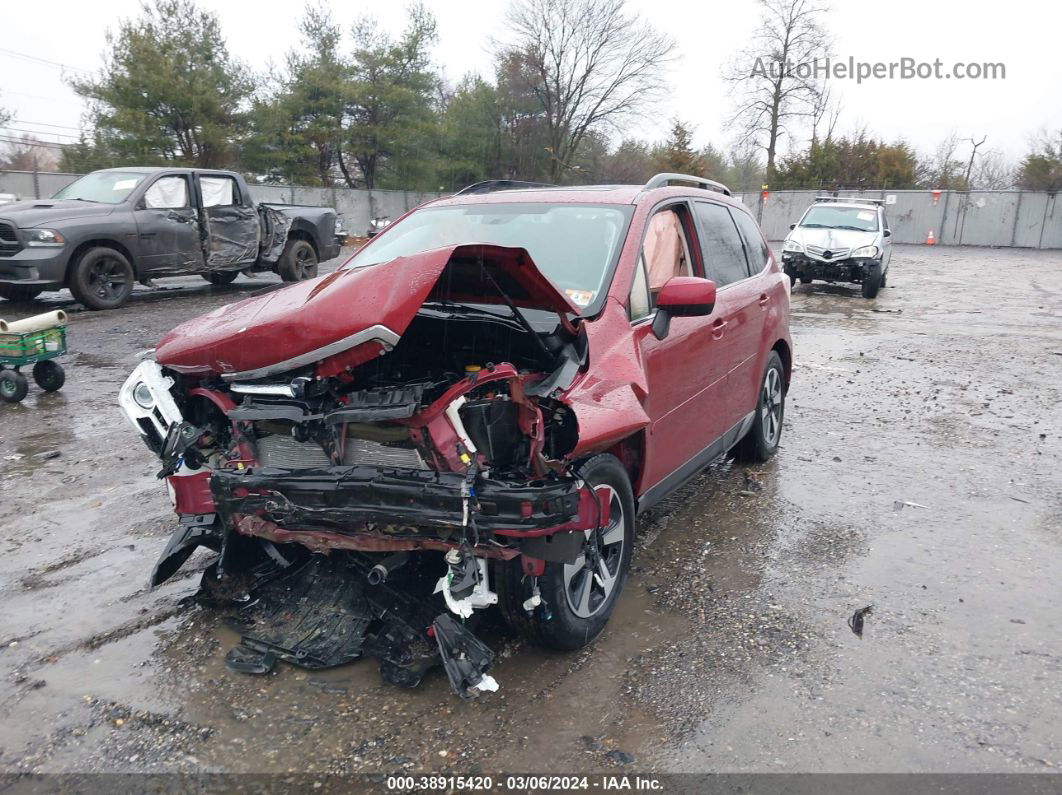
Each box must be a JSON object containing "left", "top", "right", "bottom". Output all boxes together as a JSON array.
[{"left": 3, "top": 0, "right": 1061, "bottom": 169}]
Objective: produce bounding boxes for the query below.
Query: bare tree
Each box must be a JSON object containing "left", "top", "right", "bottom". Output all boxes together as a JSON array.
[
  {"left": 972, "top": 149, "right": 1014, "bottom": 190},
  {"left": 963, "top": 135, "right": 987, "bottom": 188},
  {"left": 500, "top": 0, "right": 674, "bottom": 182},
  {"left": 723, "top": 0, "right": 831, "bottom": 181}
]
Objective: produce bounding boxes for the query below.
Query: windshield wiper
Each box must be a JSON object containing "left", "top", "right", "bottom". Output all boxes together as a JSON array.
[{"left": 833, "top": 225, "right": 874, "bottom": 232}]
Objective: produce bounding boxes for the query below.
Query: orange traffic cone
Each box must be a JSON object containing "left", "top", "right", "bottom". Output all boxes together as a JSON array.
[{"left": 926, "top": 229, "right": 936, "bottom": 245}]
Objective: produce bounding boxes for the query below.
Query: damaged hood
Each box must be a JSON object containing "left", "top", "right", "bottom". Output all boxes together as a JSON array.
[{"left": 155, "top": 244, "right": 580, "bottom": 379}]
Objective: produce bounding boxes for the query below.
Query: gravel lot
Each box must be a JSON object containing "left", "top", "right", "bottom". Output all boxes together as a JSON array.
[{"left": 0, "top": 243, "right": 1059, "bottom": 776}]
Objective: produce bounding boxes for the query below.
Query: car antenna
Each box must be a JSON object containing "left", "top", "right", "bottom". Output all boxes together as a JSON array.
[{"left": 474, "top": 248, "right": 557, "bottom": 365}]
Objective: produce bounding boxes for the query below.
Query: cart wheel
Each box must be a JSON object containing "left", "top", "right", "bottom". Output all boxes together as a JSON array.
[
  {"left": 32, "top": 360, "right": 65, "bottom": 392},
  {"left": 0, "top": 370, "right": 29, "bottom": 403}
]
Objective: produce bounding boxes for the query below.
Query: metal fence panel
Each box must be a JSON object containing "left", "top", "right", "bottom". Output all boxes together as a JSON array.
[{"left": 3, "top": 171, "right": 1061, "bottom": 249}]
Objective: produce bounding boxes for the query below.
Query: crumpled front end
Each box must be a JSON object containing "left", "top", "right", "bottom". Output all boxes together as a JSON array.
[{"left": 119, "top": 245, "right": 621, "bottom": 697}]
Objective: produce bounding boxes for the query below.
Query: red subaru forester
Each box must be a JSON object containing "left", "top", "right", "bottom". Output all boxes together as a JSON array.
[{"left": 119, "top": 174, "right": 792, "bottom": 696}]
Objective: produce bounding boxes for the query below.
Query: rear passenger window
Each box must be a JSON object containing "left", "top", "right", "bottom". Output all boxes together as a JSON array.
[
  {"left": 730, "top": 208, "right": 770, "bottom": 274},
  {"left": 693, "top": 201, "right": 749, "bottom": 287},
  {"left": 201, "top": 176, "right": 238, "bottom": 207}
]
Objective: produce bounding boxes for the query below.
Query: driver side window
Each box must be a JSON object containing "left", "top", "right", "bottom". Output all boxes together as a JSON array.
[
  {"left": 143, "top": 176, "right": 189, "bottom": 210},
  {"left": 629, "top": 207, "right": 693, "bottom": 320}
]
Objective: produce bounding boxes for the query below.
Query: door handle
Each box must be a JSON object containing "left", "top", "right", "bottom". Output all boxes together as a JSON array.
[
  {"left": 711, "top": 319, "right": 728, "bottom": 339},
  {"left": 758, "top": 293, "right": 770, "bottom": 307}
]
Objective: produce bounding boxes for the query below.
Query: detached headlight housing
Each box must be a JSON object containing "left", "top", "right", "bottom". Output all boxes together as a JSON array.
[
  {"left": 853, "top": 245, "right": 879, "bottom": 258},
  {"left": 782, "top": 239, "right": 803, "bottom": 253},
  {"left": 22, "top": 228, "right": 65, "bottom": 247}
]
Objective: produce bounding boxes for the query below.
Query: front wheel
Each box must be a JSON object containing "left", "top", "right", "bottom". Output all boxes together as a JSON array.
[
  {"left": 799, "top": 275, "right": 813, "bottom": 285},
  {"left": 496, "top": 454, "right": 634, "bottom": 651},
  {"left": 0, "top": 285, "right": 43, "bottom": 302},
  {"left": 68, "top": 247, "right": 134, "bottom": 310},
  {"left": 733, "top": 350, "right": 786, "bottom": 462},
  {"left": 278, "top": 239, "right": 318, "bottom": 282},
  {"left": 862, "top": 268, "right": 882, "bottom": 299},
  {"left": 0, "top": 370, "right": 29, "bottom": 403},
  {"left": 203, "top": 271, "right": 239, "bottom": 285}
]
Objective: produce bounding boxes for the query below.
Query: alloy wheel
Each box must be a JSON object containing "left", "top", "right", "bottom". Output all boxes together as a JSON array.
[
  {"left": 88, "top": 257, "right": 128, "bottom": 302},
  {"left": 761, "top": 367, "right": 783, "bottom": 446},
  {"left": 563, "top": 485, "right": 625, "bottom": 618}
]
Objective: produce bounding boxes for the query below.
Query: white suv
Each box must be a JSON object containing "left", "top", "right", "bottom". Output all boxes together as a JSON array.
[{"left": 780, "top": 198, "right": 892, "bottom": 298}]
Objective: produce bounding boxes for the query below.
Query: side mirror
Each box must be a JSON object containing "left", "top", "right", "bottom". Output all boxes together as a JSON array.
[
  {"left": 789, "top": 223, "right": 797, "bottom": 230},
  {"left": 651, "top": 277, "right": 717, "bottom": 340},
  {"left": 883, "top": 229, "right": 892, "bottom": 238}
]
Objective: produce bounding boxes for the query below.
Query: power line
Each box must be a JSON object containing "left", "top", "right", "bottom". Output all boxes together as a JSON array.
[
  {"left": 12, "top": 118, "right": 87, "bottom": 132},
  {"left": 0, "top": 47, "right": 93, "bottom": 75},
  {"left": 0, "top": 136, "right": 66, "bottom": 149},
  {"left": 0, "top": 126, "right": 82, "bottom": 141}
]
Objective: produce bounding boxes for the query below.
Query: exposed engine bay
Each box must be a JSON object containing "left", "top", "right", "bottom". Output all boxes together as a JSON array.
[{"left": 119, "top": 248, "right": 613, "bottom": 698}]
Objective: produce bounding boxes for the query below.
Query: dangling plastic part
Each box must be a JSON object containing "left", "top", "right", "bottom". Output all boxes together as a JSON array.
[{"left": 435, "top": 551, "right": 497, "bottom": 619}]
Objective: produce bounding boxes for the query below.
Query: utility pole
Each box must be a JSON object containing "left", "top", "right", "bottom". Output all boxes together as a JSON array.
[{"left": 964, "top": 135, "right": 987, "bottom": 189}]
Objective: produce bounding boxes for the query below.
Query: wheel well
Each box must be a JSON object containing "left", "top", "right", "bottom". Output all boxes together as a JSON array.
[
  {"left": 605, "top": 431, "right": 646, "bottom": 495},
  {"left": 288, "top": 229, "right": 319, "bottom": 259},
  {"left": 65, "top": 239, "right": 136, "bottom": 284},
  {"left": 772, "top": 339, "right": 792, "bottom": 391}
]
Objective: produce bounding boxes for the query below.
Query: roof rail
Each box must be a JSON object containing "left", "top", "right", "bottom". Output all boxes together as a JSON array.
[
  {"left": 813, "top": 196, "right": 885, "bottom": 205},
  {"left": 454, "top": 179, "right": 556, "bottom": 196},
  {"left": 643, "top": 173, "right": 731, "bottom": 196}
]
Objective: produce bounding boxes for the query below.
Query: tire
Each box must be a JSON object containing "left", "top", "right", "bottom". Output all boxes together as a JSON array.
[
  {"left": 783, "top": 266, "right": 797, "bottom": 287},
  {"left": 278, "top": 238, "right": 318, "bottom": 282},
  {"left": 862, "top": 268, "right": 882, "bottom": 299},
  {"left": 733, "top": 350, "right": 786, "bottom": 462},
  {"left": 203, "top": 271, "right": 240, "bottom": 285},
  {"left": 880, "top": 269, "right": 888, "bottom": 288},
  {"left": 799, "top": 275, "right": 813, "bottom": 284},
  {"left": 496, "top": 454, "right": 635, "bottom": 651},
  {"left": 32, "top": 360, "right": 65, "bottom": 392},
  {"left": 0, "top": 285, "right": 43, "bottom": 302},
  {"left": 68, "top": 247, "right": 134, "bottom": 310},
  {"left": 0, "top": 370, "right": 29, "bottom": 403}
]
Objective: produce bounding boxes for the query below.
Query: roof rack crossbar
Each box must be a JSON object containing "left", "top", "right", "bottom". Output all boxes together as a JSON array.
[
  {"left": 813, "top": 196, "right": 885, "bottom": 205},
  {"left": 643, "top": 173, "right": 731, "bottom": 196}
]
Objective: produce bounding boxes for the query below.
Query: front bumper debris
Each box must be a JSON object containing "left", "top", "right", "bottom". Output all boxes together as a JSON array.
[
  {"left": 222, "top": 553, "right": 492, "bottom": 694},
  {"left": 210, "top": 465, "right": 583, "bottom": 535},
  {"left": 783, "top": 253, "right": 880, "bottom": 283}
]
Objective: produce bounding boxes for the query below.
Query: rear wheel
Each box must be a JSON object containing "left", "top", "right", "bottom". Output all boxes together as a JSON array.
[
  {"left": 32, "top": 360, "right": 65, "bottom": 392},
  {"left": 278, "top": 239, "right": 318, "bottom": 282},
  {"left": 0, "top": 370, "right": 29, "bottom": 403},
  {"left": 69, "top": 247, "right": 134, "bottom": 310},
  {"left": 733, "top": 350, "right": 785, "bottom": 462},
  {"left": 496, "top": 454, "right": 634, "bottom": 651},
  {"left": 0, "top": 285, "right": 43, "bottom": 302},
  {"left": 203, "top": 271, "right": 240, "bottom": 285}
]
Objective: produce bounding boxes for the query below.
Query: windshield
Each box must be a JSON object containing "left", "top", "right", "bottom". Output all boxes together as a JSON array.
[
  {"left": 52, "top": 171, "right": 147, "bottom": 204},
  {"left": 800, "top": 205, "right": 879, "bottom": 232},
  {"left": 345, "top": 203, "right": 634, "bottom": 311}
]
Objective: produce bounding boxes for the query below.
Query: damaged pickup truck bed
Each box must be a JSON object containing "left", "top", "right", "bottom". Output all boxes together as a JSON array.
[{"left": 119, "top": 174, "right": 793, "bottom": 698}]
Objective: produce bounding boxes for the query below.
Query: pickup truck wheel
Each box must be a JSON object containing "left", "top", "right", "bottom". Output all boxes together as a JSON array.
[
  {"left": 278, "top": 239, "right": 318, "bottom": 282},
  {"left": 69, "top": 247, "right": 134, "bottom": 310},
  {"left": 495, "top": 454, "right": 634, "bottom": 651},
  {"left": 733, "top": 350, "right": 785, "bottom": 462},
  {"left": 203, "top": 271, "right": 239, "bottom": 285},
  {"left": 0, "top": 285, "right": 43, "bottom": 302}
]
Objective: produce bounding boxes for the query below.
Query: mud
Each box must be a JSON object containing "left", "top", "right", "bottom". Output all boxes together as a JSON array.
[{"left": 0, "top": 245, "right": 1059, "bottom": 774}]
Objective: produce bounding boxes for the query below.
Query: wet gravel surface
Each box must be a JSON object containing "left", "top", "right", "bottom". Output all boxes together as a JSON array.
[{"left": 0, "top": 244, "right": 1059, "bottom": 776}]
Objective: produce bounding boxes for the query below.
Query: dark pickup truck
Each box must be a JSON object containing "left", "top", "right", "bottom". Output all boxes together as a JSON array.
[{"left": 0, "top": 167, "right": 340, "bottom": 309}]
